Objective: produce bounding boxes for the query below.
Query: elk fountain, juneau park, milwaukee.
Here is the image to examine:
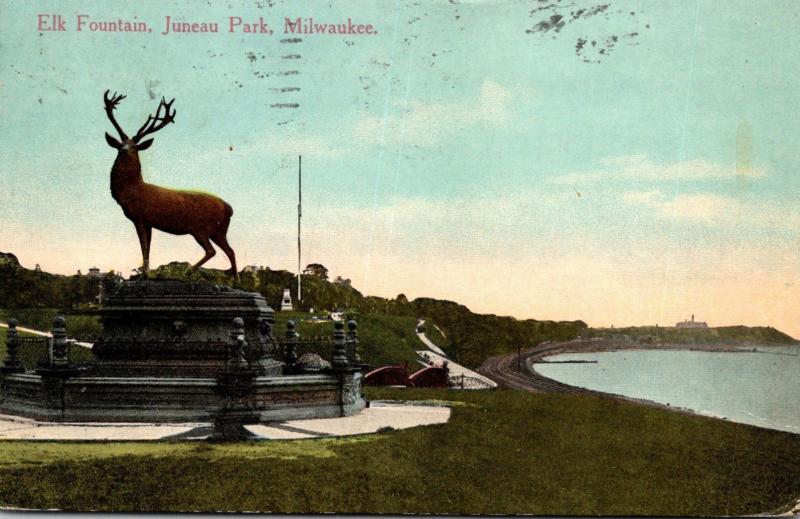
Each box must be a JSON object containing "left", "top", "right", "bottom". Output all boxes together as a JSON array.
[{"left": 0, "top": 91, "right": 367, "bottom": 438}]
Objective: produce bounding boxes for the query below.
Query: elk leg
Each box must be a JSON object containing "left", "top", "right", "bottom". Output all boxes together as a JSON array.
[
  {"left": 135, "top": 223, "right": 152, "bottom": 272},
  {"left": 191, "top": 235, "right": 216, "bottom": 270},
  {"left": 211, "top": 232, "right": 238, "bottom": 279},
  {"left": 142, "top": 225, "right": 152, "bottom": 271}
]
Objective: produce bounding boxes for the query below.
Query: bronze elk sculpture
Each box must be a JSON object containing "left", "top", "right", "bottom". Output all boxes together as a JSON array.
[{"left": 103, "top": 90, "right": 238, "bottom": 279}]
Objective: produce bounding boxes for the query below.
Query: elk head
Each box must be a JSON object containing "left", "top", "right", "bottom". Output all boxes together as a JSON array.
[{"left": 103, "top": 89, "right": 176, "bottom": 155}]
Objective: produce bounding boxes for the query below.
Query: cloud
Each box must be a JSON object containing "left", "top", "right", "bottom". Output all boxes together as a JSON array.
[
  {"left": 353, "top": 79, "right": 513, "bottom": 147},
  {"left": 623, "top": 191, "right": 738, "bottom": 223},
  {"left": 553, "top": 155, "right": 766, "bottom": 185},
  {"left": 622, "top": 190, "right": 799, "bottom": 227}
]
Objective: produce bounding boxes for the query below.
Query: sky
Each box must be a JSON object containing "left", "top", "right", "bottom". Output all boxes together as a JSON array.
[{"left": 1, "top": 0, "right": 800, "bottom": 337}]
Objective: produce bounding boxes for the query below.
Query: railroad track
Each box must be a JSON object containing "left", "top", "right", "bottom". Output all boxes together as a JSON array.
[
  {"left": 478, "top": 340, "right": 614, "bottom": 396},
  {"left": 477, "top": 340, "right": 704, "bottom": 416}
]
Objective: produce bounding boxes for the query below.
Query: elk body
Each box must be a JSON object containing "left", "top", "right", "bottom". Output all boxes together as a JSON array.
[{"left": 103, "top": 90, "right": 237, "bottom": 278}]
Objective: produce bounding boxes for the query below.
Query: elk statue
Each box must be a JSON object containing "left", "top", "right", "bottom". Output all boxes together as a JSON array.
[{"left": 103, "top": 90, "right": 238, "bottom": 279}]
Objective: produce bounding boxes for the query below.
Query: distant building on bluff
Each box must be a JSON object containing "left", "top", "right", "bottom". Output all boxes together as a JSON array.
[{"left": 676, "top": 314, "right": 708, "bottom": 329}]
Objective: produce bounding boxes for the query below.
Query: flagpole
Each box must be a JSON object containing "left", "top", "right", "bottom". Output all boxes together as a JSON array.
[{"left": 297, "top": 155, "right": 302, "bottom": 302}]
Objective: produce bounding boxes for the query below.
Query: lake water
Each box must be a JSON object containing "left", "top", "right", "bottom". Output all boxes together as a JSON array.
[{"left": 534, "top": 345, "right": 800, "bottom": 434}]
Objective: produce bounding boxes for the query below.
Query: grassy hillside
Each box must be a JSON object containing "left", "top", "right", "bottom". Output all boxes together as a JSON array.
[
  {"left": 273, "top": 312, "right": 424, "bottom": 369},
  {"left": 10, "top": 259, "right": 792, "bottom": 369},
  {"left": 413, "top": 298, "right": 587, "bottom": 368},
  {"left": 590, "top": 325, "right": 797, "bottom": 344},
  {"left": 0, "top": 388, "right": 798, "bottom": 515},
  {"left": 0, "top": 260, "right": 587, "bottom": 368}
]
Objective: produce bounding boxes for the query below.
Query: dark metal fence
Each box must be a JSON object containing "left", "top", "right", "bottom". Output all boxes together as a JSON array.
[
  {"left": 16, "top": 335, "right": 51, "bottom": 367},
  {"left": 3, "top": 316, "right": 367, "bottom": 373},
  {"left": 448, "top": 374, "right": 495, "bottom": 390},
  {"left": 273, "top": 319, "right": 364, "bottom": 371},
  {"left": 277, "top": 337, "right": 333, "bottom": 363},
  {"left": 16, "top": 336, "right": 50, "bottom": 346}
]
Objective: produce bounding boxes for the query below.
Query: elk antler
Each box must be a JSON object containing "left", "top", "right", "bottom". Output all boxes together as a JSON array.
[
  {"left": 103, "top": 89, "right": 128, "bottom": 140},
  {"left": 133, "top": 96, "right": 176, "bottom": 142}
]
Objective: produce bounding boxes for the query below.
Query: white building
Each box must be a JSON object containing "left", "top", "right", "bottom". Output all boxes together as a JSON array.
[
  {"left": 675, "top": 314, "right": 708, "bottom": 329},
  {"left": 280, "top": 288, "right": 293, "bottom": 311}
]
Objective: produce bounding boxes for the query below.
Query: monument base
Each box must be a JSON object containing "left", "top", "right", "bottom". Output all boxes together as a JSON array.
[
  {"left": 0, "top": 371, "right": 366, "bottom": 423},
  {"left": 0, "top": 279, "right": 367, "bottom": 424}
]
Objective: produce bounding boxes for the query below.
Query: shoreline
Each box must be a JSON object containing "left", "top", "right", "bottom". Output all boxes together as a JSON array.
[
  {"left": 479, "top": 337, "right": 800, "bottom": 432},
  {"left": 531, "top": 337, "right": 796, "bottom": 360}
]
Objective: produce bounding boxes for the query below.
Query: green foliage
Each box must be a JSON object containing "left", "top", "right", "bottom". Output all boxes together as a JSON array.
[
  {"left": 413, "top": 298, "right": 587, "bottom": 368},
  {"left": 140, "top": 262, "right": 232, "bottom": 284},
  {"left": 303, "top": 263, "right": 329, "bottom": 280},
  {"left": 0, "top": 265, "right": 88, "bottom": 309},
  {"left": 0, "top": 389, "right": 799, "bottom": 515},
  {"left": 290, "top": 274, "right": 365, "bottom": 313},
  {"left": 0, "top": 262, "right": 121, "bottom": 310},
  {"left": 590, "top": 325, "right": 797, "bottom": 344},
  {"left": 0, "top": 252, "right": 20, "bottom": 267}
]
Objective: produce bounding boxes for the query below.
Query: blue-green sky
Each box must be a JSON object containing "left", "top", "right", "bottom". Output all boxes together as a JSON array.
[{"left": 1, "top": 1, "right": 799, "bottom": 336}]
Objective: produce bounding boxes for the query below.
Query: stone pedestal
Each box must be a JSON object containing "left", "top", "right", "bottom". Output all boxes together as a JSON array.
[
  {"left": 91, "top": 280, "right": 283, "bottom": 377},
  {"left": 211, "top": 368, "right": 260, "bottom": 440}
]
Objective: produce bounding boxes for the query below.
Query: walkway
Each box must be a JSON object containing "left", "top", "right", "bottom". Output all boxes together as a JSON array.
[
  {"left": 415, "top": 319, "right": 446, "bottom": 356},
  {"left": 0, "top": 402, "right": 451, "bottom": 441},
  {"left": 417, "top": 350, "right": 497, "bottom": 388},
  {"left": 415, "top": 320, "right": 497, "bottom": 388}
]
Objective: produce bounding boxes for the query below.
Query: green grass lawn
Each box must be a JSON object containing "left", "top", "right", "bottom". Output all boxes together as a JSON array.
[
  {"left": 0, "top": 388, "right": 798, "bottom": 514},
  {"left": 0, "top": 327, "right": 46, "bottom": 368},
  {"left": 0, "top": 309, "right": 102, "bottom": 342},
  {"left": 0, "top": 328, "right": 93, "bottom": 368}
]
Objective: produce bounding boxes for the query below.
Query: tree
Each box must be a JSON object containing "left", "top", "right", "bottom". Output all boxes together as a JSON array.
[
  {"left": 333, "top": 275, "right": 351, "bottom": 287},
  {"left": 303, "top": 263, "right": 329, "bottom": 280}
]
